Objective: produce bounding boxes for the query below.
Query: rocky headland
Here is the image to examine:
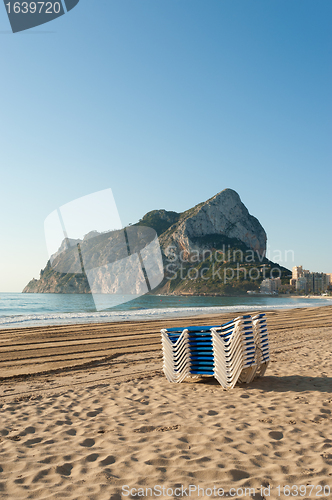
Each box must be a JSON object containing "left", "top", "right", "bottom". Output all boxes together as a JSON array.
[{"left": 23, "top": 189, "right": 289, "bottom": 295}]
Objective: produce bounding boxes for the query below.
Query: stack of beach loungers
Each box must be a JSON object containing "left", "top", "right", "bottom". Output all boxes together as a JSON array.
[{"left": 161, "top": 314, "right": 270, "bottom": 389}]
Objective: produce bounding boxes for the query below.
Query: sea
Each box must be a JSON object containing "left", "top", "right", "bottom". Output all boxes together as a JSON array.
[{"left": 0, "top": 293, "right": 331, "bottom": 329}]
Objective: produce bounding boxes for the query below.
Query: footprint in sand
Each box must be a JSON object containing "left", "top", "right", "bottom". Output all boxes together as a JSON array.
[
  {"left": 87, "top": 408, "right": 103, "bottom": 417},
  {"left": 32, "top": 468, "right": 50, "bottom": 483},
  {"left": 66, "top": 428, "right": 76, "bottom": 436},
  {"left": 39, "top": 456, "right": 58, "bottom": 465},
  {"left": 85, "top": 453, "right": 99, "bottom": 462},
  {"left": 80, "top": 438, "right": 95, "bottom": 447},
  {"left": 56, "top": 463, "right": 73, "bottom": 476},
  {"left": 100, "top": 455, "right": 116, "bottom": 466},
  {"left": 196, "top": 456, "right": 212, "bottom": 463},
  {"left": 55, "top": 420, "right": 71, "bottom": 426},
  {"left": 269, "top": 431, "right": 283, "bottom": 440},
  {"left": 24, "top": 437, "right": 43, "bottom": 446},
  {"left": 20, "top": 426, "right": 35, "bottom": 436},
  {"left": 228, "top": 469, "right": 251, "bottom": 481}
]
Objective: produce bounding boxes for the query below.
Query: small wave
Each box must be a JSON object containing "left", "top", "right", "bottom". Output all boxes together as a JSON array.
[{"left": 0, "top": 299, "right": 327, "bottom": 329}]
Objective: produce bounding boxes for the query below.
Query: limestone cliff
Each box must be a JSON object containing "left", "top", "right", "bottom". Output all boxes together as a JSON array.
[
  {"left": 23, "top": 189, "right": 282, "bottom": 296},
  {"left": 160, "top": 189, "right": 266, "bottom": 260}
]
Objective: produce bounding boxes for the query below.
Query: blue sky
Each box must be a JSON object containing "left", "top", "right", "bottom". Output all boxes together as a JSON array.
[{"left": 0, "top": 0, "right": 331, "bottom": 292}]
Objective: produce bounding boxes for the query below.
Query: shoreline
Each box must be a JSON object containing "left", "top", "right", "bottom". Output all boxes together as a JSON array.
[
  {"left": 19, "top": 289, "right": 332, "bottom": 298},
  {"left": 289, "top": 294, "right": 332, "bottom": 299},
  {"left": 1, "top": 295, "right": 331, "bottom": 330}
]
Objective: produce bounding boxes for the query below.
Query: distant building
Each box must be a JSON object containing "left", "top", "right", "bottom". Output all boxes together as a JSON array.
[
  {"left": 292, "top": 266, "right": 310, "bottom": 280},
  {"left": 306, "top": 273, "right": 314, "bottom": 292},
  {"left": 291, "top": 265, "right": 330, "bottom": 294},
  {"left": 296, "top": 277, "right": 307, "bottom": 293},
  {"left": 314, "top": 273, "right": 330, "bottom": 293},
  {"left": 260, "top": 278, "right": 281, "bottom": 294},
  {"left": 292, "top": 266, "right": 303, "bottom": 280}
]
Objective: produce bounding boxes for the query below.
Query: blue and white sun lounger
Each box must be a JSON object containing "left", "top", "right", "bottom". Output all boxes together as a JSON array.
[{"left": 161, "top": 314, "right": 270, "bottom": 389}]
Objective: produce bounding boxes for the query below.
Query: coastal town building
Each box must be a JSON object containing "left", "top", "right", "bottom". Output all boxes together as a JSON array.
[
  {"left": 260, "top": 277, "right": 281, "bottom": 294},
  {"left": 291, "top": 266, "right": 330, "bottom": 294},
  {"left": 295, "top": 277, "right": 307, "bottom": 293},
  {"left": 292, "top": 266, "right": 305, "bottom": 280}
]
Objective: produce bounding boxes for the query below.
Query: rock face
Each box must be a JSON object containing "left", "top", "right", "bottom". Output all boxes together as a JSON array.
[
  {"left": 160, "top": 189, "right": 266, "bottom": 259},
  {"left": 23, "top": 188, "right": 268, "bottom": 294},
  {"left": 22, "top": 261, "right": 90, "bottom": 294}
]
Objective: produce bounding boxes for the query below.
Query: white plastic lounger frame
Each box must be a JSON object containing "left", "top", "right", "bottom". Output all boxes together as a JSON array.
[
  {"left": 211, "top": 317, "right": 257, "bottom": 388},
  {"left": 161, "top": 313, "right": 270, "bottom": 388},
  {"left": 251, "top": 313, "right": 270, "bottom": 377},
  {"left": 161, "top": 329, "right": 191, "bottom": 383}
]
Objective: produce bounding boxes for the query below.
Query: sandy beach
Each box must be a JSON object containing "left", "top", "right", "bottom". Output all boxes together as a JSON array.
[{"left": 0, "top": 305, "right": 331, "bottom": 499}]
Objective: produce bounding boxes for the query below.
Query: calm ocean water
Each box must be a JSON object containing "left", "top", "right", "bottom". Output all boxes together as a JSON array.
[{"left": 0, "top": 293, "right": 331, "bottom": 329}]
